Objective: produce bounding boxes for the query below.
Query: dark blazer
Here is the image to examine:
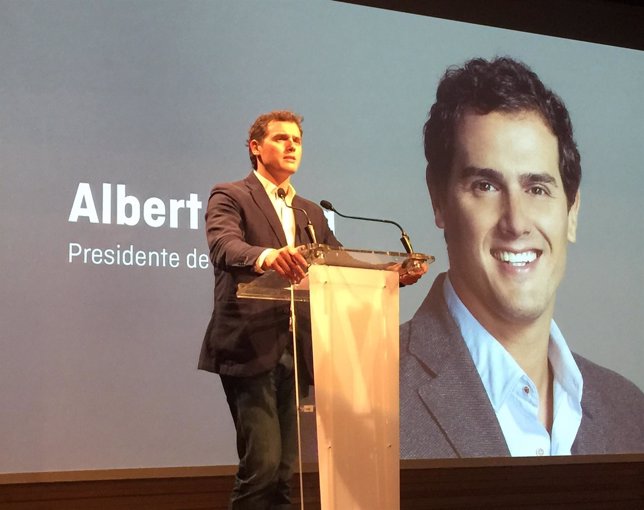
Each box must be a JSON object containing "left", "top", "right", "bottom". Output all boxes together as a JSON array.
[
  {"left": 400, "top": 273, "right": 644, "bottom": 458},
  {"left": 198, "top": 172, "right": 340, "bottom": 381}
]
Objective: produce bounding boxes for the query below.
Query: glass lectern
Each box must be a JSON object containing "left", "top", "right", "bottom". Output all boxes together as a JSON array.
[{"left": 237, "top": 244, "right": 434, "bottom": 510}]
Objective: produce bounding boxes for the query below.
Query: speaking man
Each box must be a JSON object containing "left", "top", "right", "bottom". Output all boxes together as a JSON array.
[
  {"left": 199, "top": 110, "right": 425, "bottom": 508},
  {"left": 198, "top": 111, "right": 340, "bottom": 509}
]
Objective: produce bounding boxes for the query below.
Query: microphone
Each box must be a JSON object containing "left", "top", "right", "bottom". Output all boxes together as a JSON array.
[
  {"left": 320, "top": 199, "right": 414, "bottom": 253},
  {"left": 277, "top": 188, "right": 317, "bottom": 244}
]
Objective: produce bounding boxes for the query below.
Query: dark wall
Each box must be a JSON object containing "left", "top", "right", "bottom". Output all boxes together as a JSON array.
[
  {"left": 2, "top": 459, "right": 642, "bottom": 509},
  {"left": 336, "top": 0, "right": 644, "bottom": 50}
]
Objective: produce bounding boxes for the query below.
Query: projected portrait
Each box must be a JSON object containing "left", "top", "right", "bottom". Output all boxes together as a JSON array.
[{"left": 399, "top": 56, "right": 644, "bottom": 458}]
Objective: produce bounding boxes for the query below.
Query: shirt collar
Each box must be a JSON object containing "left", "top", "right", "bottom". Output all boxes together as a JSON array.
[
  {"left": 443, "top": 274, "right": 583, "bottom": 410},
  {"left": 548, "top": 320, "right": 583, "bottom": 401},
  {"left": 254, "top": 170, "right": 296, "bottom": 204}
]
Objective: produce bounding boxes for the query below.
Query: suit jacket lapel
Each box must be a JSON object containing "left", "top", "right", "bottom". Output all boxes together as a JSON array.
[
  {"left": 245, "top": 173, "right": 288, "bottom": 247},
  {"left": 292, "top": 196, "right": 313, "bottom": 245},
  {"left": 571, "top": 360, "right": 609, "bottom": 454},
  {"left": 409, "top": 274, "right": 510, "bottom": 457}
]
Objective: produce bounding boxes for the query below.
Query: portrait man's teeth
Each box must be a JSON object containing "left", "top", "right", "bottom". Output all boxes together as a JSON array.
[{"left": 493, "top": 250, "right": 539, "bottom": 266}]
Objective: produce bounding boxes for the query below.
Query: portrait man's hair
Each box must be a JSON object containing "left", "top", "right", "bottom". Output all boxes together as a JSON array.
[
  {"left": 424, "top": 57, "right": 581, "bottom": 208},
  {"left": 247, "top": 110, "right": 304, "bottom": 169}
]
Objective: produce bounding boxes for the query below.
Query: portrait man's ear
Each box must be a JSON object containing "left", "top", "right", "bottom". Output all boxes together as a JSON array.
[
  {"left": 567, "top": 191, "right": 581, "bottom": 243},
  {"left": 429, "top": 187, "right": 446, "bottom": 230}
]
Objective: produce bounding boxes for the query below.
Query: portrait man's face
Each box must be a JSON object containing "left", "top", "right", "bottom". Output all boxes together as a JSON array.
[
  {"left": 433, "top": 110, "right": 580, "bottom": 332},
  {"left": 250, "top": 120, "right": 302, "bottom": 183}
]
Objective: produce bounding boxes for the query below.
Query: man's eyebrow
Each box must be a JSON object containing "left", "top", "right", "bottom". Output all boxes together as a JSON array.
[
  {"left": 522, "top": 172, "right": 559, "bottom": 186},
  {"left": 272, "top": 132, "right": 300, "bottom": 140},
  {"left": 460, "top": 166, "right": 503, "bottom": 182},
  {"left": 460, "top": 167, "right": 559, "bottom": 187}
]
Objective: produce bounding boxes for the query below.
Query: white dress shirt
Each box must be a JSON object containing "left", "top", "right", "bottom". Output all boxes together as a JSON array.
[
  {"left": 253, "top": 171, "right": 297, "bottom": 271},
  {"left": 443, "top": 275, "right": 584, "bottom": 456}
]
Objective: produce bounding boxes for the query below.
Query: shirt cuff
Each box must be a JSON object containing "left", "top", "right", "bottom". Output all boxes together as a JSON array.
[{"left": 255, "top": 248, "right": 276, "bottom": 273}]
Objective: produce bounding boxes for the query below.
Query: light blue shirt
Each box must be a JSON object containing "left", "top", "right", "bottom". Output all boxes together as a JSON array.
[{"left": 443, "top": 275, "right": 583, "bottom": 456}]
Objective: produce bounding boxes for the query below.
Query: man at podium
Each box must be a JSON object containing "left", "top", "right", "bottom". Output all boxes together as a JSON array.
[
  {"left": 400, "top": 57, "right": 644, "bottom": 458},
  {"left": 198, "top": 110, "right": 341, "bottom": 509}
]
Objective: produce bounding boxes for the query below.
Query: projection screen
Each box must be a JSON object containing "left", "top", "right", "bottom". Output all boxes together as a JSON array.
[{"left": 1, "top": 0, "right": 642, "bottom": 473}]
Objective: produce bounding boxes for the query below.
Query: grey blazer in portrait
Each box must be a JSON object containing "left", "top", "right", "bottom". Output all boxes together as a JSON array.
[{"left": 400, "top": 273, "right": 644, "bottom": 458}]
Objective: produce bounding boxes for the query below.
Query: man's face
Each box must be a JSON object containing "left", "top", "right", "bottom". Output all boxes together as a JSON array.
[
  {"left": 433, "top": 110, "right": 580, "bottom": 332},
  {"left": 250, "top": 120, "right": 302, "bottom": 185}
]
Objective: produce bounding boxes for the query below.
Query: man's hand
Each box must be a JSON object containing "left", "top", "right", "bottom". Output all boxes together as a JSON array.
[
  {"left": 262, "top": 245, "right": 309, "bottom": 284},
  {"left": 398, "top": 260, "right": 429, "bottom": 287}
]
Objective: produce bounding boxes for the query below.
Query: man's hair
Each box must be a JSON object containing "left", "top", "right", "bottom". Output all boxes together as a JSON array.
[
  {"left": 424, "top": 57, "right": 581, "bottom": 208},
  {"left": 247, "top": 110, "right": 303, "bottom": 169}
]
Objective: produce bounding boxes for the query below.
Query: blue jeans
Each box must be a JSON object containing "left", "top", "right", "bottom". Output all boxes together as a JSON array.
[{"left": 220, "top": 353, "right": 297, "bottom": 510}]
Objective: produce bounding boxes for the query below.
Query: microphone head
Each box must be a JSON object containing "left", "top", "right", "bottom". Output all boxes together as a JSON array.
[
  {"left": 277, "top": 188, "right": 287, "bottom": 200},
  {"left": 319, "top": 200, "right": 334, "bottom": 211}
]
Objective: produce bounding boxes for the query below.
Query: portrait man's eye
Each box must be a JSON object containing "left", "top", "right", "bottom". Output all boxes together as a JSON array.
[
  {"left": 528, "top": 185, "right": 550, "bottom": 196},
  {"left": 472, "top": 181, "right": 497, "bottom": 193}
]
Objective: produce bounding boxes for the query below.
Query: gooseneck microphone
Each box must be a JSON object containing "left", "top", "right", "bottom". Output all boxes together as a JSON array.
[
  {"left": 277, "top": 188, "right": 317, "bottom": 244},
  {"left": 320, "top": 199, "right": 413, "bottom": 253}
]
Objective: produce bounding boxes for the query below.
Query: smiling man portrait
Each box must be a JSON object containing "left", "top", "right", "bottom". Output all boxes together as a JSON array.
[{"left": 400, "top": 57, "right": 644, "bottom": 458}]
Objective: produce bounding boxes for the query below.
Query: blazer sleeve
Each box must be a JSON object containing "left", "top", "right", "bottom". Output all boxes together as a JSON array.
[{"left": 205, "top": 184, "right": 265, "bottom": 271}]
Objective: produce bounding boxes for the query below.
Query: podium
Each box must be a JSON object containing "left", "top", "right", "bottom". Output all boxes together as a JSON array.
[{"left": 237, "top": 244, "right": 433, "bottom": 509}]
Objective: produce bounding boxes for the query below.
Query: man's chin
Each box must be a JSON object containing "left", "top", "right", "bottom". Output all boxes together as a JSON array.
[{"left": 491, "top": 292, "right": 550, "bottom": 324}]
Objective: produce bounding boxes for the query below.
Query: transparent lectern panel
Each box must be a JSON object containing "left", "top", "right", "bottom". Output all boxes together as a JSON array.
[
  {"left": 236, "top": 269, "right": 311, "bottom": 302},
  {"left": 236, "top": 244, "right": 434, "bottom": 303}
]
